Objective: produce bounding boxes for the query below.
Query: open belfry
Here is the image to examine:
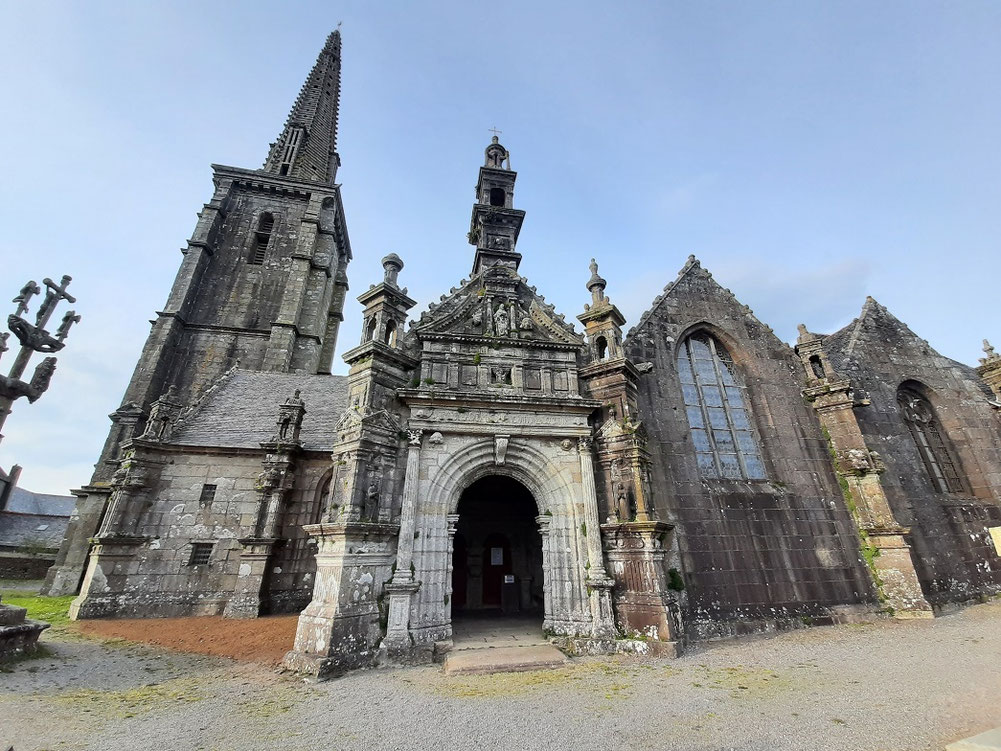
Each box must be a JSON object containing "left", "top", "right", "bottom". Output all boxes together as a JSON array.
[{"left": 46, "top": 31, "right": 1001, "bottom": 678}]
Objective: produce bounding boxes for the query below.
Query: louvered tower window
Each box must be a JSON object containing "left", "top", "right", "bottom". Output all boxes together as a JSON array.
[
  {"left": 678, "top": 333, "right": 766, "bottom": 479},
  {"left": 249, "top": 213, "right": 275, "bottom": 265},
  {"left": 897, "top": 386, "right": 967, "bottom": 494},
  {"left": 278, "top": 127, "right": 304, "bottom": 176}
]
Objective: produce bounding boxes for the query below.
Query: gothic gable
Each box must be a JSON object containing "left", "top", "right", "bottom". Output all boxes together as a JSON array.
[
  {"left": 624, "top": 255, "right": 788, "bottom": 359},
  {"left": 408, "top": 265, "right": 582, "bottom": 348}
]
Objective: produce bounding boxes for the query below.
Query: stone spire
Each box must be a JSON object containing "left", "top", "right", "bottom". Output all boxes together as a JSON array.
[{"left": 263, "top": 30, "right": 343, "bottom": 184}]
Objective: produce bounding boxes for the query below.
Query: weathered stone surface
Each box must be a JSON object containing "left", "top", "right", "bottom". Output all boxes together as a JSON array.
[
  {"left": 52, "top": 28, "right": 1001, "bottom": 683},
  {"left": 0, "top": 596, "right": 49, "bottom": 660},
  {"left": 443, "top": 645, "right": 567, "bottom": 675}
]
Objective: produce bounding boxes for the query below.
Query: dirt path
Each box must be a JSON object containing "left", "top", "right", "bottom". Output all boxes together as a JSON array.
[
  {"left": 2, "top": 598, "right": 1001, "bottom": 750},
  {"left": 76, "top": 614, "right": 299, "bottom": 666}
]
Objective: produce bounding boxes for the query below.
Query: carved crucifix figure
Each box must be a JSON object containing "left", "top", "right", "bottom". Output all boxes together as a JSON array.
[
  {"left": 56, "top": 310, "right": 81, "bottom": 342},
  {"left": 12, "top": 281, "right": 41, "bottom": 317},
  {"left": 35, "top": 276, "right": 76, "bottom": 329}
]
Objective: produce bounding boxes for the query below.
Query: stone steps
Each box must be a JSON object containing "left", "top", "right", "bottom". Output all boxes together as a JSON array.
[
  {"left": 947, "top": 728, "right": 1001, "bottom": 750},
  {"left": 443, "top": 644, "right": 568, "bottom": 676}
]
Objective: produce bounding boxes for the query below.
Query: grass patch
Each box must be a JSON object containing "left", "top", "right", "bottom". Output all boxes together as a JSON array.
[
  {"left": 2, "top": 594, "right": 75, "bottom": 628},
  {"left": 52, "top": 676, "right": 205, "bottom": 718},
  {"left": 687, "top": 664, "right": 795, "bottom": 698}
]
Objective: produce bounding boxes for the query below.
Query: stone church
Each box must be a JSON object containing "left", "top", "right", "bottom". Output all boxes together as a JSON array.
[{"left": 45, "top": 31, "right": 1001, "bottom": 678}]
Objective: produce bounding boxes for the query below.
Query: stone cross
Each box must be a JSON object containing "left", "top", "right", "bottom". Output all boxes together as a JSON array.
[
  {"left": 35, "top": 276, "right": 76, "bottom": 329},
  {"left": 1, "top": 273, "right": 80, "bottom": 444}
]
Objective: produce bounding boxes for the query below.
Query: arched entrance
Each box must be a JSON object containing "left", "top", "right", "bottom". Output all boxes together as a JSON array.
[{"left": 451, "top": 475, "right": 544, "bottom": 630}]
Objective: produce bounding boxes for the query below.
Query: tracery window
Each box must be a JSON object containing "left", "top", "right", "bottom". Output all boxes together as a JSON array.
[
  {"left": 897, "top": 386, "right": 967, "bottom": 494},
  {"left": 677, "top": 332, "right": 765, "bottom": 480}
]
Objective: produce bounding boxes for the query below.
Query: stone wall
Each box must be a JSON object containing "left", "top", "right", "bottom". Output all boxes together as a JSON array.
[
  {"left": 72, "top": 448, "right": 332, "bottom": 618},
  {"left": 824, "top": 300, "right": 1001, "bottom": 606},
  {"left": 625, "top": 258, "right": 876, "bottom": 639}
]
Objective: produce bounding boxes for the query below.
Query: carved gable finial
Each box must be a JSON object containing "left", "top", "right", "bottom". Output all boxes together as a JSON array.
[
  {"left": 382, "top": 253, "right": 404, "bottom": 287},
  {"left": 586, "top": 258, "right": 608, "bottom": 306},
  {"left": 981, "top": 338, "right": 999, "bottom": 365}
]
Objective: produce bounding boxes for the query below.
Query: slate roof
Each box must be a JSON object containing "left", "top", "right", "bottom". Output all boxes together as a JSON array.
[
  {"left": 0, "top": 512, "right": 70, "bottom": 549},
  {"left": 4, "top": 487, "right": 75, "bottom": 516},
  {"left": 171, "top": 370, "right": 350, "bottom": 451}
]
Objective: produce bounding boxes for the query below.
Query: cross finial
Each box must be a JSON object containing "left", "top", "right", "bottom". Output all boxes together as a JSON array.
[{"left": 488, "top": 126, "right": 502, "bottom": 141}]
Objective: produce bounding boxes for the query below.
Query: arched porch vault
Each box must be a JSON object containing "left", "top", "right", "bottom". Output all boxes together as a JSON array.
[{"left": 396, "top": 433, "right": 618, "bottom": 646}]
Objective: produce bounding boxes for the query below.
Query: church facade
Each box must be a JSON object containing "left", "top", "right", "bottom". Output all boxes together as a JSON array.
[{"left": 46, "top": 32, "right": 1001, "bottom": 678}]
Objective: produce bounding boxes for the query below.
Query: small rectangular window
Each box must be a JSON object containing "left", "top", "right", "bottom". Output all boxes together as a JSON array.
[
  {"left": 198, "top": 484, "right": 217, "bottom": 507},
  {"left": 188, "top": 542, "right": 214, "bottom": 566}
]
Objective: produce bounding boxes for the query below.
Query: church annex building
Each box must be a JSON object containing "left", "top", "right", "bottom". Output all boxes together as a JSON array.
[{"left": 44, "top": 31, "right": 1001, "bottom": 678}]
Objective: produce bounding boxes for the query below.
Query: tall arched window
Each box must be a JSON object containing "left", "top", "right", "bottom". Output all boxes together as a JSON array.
[
  {"left": 677, "top": 332, "right": 765, "bottom": 479},
  {"left": 897, "top": 385, "right": 967, "bottom": 494}
]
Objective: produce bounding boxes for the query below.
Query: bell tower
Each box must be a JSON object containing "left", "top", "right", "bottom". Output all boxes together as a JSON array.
[
  {"left": 42, "top": 30, "right": 354, "bottom": 597},
  {"left": 469, "top": 135, "right": 526, "bottom": 275}
]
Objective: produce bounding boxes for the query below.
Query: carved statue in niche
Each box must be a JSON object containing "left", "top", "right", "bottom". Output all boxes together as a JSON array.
[
  {"left": 494, "top": 306, "right": 509, "bottom": 337},
  {"left": 611, "top": 459, "right": 628, "bottom": 520},
  {"left": 363, "top": 462, "right": 383, "bottom": 520}
]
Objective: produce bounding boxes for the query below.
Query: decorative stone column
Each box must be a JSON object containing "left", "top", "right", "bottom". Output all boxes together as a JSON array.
[
  {"left": 797, "top": 325, "right": 933, "bottom": 618},
  {"left": 577, "top": 437, "right": 617, "bottom": 638},
  {"left": 977, "top": 339, "right": 1001, "bottom": 403},
  {"left": 382, "top": 429, "right": 424, "bottom": 658},
  {"left": 536, "top": 514, "right": 554, "bottom": 631},
  {"left": 69, "top": 447, "right": 156, "bottom": 620}
]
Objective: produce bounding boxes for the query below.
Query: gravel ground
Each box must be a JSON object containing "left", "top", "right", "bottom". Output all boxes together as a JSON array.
[{"left": 2, "top": 600, "right": 1000, "bottom": 751}]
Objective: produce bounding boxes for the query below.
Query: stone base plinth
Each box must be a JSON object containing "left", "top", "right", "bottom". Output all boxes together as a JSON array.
[
  {"left": 601, "top": 520, "right": 683, "bottom": 642},
  {"left": 280, "top": 521, "right": 398, "bottom": 681},
  {"left": 69, "top": 536, "right": 149, "bottom": 620},
  {"left": 868, "top": 530, "right": 934, "bottom": 618},
  {"left": 223, "top": 538, "right": 277, "bottom": 619},
  {"left": 551, "top": 635, "right": 679, "bottom": 658}
]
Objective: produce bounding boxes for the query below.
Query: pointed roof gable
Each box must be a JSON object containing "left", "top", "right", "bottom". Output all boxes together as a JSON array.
[
  {"left": 625, "top": 255, "right": 778, "bottom": 344},
  {"left": 407, "top": 265, "right": 582, "bottom": 347},
  {"left": 823, "top": 296, "right": 932, "bottom": 362}
]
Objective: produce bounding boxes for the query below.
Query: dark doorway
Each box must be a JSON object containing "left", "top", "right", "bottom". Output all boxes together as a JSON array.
[{"left": 452, "top": 475, "right": 543, "bottom": 622}]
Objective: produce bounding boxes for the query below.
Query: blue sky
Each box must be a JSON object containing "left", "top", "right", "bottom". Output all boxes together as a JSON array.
[{"left": 2, "top": 1, "right": 999, "bottom": 494}]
